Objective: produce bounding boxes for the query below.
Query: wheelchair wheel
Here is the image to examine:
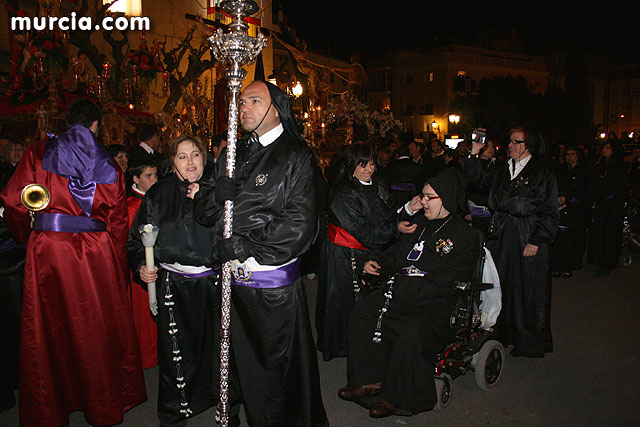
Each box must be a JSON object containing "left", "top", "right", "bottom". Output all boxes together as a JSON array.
[
  {"left": 474, "top": 340, "right": 504, "bottom": 391},
  {"left": 434, "top": 373, "right": 452, "bottom": 410}
]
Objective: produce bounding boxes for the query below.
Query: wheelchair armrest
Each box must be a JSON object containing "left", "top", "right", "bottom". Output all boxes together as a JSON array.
[{"left": 454, "top": 280, "right": 494, "bottom": 291}]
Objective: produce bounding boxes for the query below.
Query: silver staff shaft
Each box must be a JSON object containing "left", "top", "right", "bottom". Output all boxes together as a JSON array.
[{"left": 209, "top": 2, "right": 266, "bottom": 426}]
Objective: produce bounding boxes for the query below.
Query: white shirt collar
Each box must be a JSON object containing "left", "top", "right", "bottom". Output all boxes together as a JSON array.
[
  {"left": 357, "top": 179, "right": 373, "bottom": 186},
  {"left": 139, "top": 141, "right": 154, "bottom": 154},
  {"left": 131, "top": 183, "right": 145, "bottom": 196},
  {"left": 259, "top": 123, "right": 284, "bottom": 147},
  {"left": 510, "top": 153, "right": 532, "bottom": 179}
]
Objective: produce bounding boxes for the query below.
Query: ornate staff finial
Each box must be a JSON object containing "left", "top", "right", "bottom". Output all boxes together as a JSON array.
[{"left": 208, "top": 2, "right": 266, "bottom": 426}]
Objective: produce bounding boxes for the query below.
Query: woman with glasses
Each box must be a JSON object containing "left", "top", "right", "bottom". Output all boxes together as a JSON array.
[
  {"left": 463, "top": 126, "right": 559, "bottom": 358},
  {"left": 338, "top": 168, "right": 481, "bottom": 418}
]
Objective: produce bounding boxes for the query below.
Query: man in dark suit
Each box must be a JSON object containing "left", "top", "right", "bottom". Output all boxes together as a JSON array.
[{"left": 129, "top": 125, "right": 170, "bottom": 179}]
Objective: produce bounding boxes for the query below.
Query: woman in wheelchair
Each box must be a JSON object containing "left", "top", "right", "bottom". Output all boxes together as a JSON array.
[{"left": 338, "top": 168, "right": 482, "bottom": 418}]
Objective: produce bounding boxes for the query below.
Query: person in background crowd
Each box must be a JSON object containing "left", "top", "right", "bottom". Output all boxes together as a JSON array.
[
  {"left": 423, "top": 139, "right": 447, "bottom": 179},
  {"left": 0, "top": 138, "right": 10, "bottom": 163},
  {"left": 130, "top": 125, "right": 170, "bottom": 178},
  {"left": 556, "top": 146, "right": 589, "bottom": 272},
  {"left": 382, "top": 145, "right": 423, "bottom": 205},
  {"left": 375, "top": 143, "right": 393, "bottom": 173},
  {"left": 127, "top": 135, "right": 218, "bottom": 426},
  {"left": 408, "top": 140, "right": 424, "bottom": 165},
  {"left": 587, "top": 140, "right": 628, "bottom": 277},
  {"left": 550, "top": 192, "right": 572, "bottom": 277},
  {"left": 466, "top": 140, "right": 499, "bottom": 234},
  {"left": 210, "top": 132, "right": 228, "bottom": 163},
  {"left": 108, "top": 144, "right": 132, "bottom": 192},
  {"left": 0, "top": 140, "right": 26, "bottom": 413},
  {"left": 126, "top": 158, "right": 159, "bottom": 370},
  {"left": 463, "top": 125, "right": 558, "bottom": 358},
  {"left": 316, "top": 142, "right": 398, "bottom": 361},
  {"left": 0, "top": 99, "right": 146, "bottom": 426},
  {"left": 108, "top": 144, "right": 129, "bottom": 173}
]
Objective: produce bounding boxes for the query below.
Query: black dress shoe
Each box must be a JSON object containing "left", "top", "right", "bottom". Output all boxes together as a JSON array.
[
  {"left": 369, "top": 400, "right": 395, "bottom": 418},
  {"left": 561, "top": 271, "right": 573, "bottom": 278}
]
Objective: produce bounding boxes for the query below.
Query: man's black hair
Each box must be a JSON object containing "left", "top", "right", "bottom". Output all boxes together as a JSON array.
[
  {"left": 211, "top": 132, "right": 227, "bottom": 149},
  {"left": 139, "top": 125, "right": 159, "bottom": 143},
  {"left": 107, "top": 144, "right": 127, "bottom": 158},
  {"left": 65, "top": 99, "right": 101, "bottom": 129},
  {"left": 130, "top": 159, "right": 158, "bottom": 178}
]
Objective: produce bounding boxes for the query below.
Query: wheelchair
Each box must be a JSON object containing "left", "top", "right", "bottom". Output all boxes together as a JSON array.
[
  {"left": 356, "top": 228, "right": 504, "bottom": 413},
  {"left": 433, "top": 228, "right": 504, "bottom": 409}
]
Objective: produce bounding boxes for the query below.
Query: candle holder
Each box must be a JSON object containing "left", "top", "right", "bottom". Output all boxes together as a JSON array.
[{"left": 208, "top": 1, "right": 266, "bottom": 426}]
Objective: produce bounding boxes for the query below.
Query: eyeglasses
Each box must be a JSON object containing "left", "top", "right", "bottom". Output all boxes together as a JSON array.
[
  {"left": 509, "top": 139, "right": 526, "bottom": 144},
  {"left": 420, "top": 194, "right": 441, "bottom": 201}
]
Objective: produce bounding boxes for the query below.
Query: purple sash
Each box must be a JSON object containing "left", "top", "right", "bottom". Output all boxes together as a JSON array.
[
  {"left": 469, "top": 205, "right": 492, "bottom": 218},
  {"left": 390, "top": 182, "right": 416, "bottom": 192},
  {"left": 231, "top": 259, "right": 301, "bottom": 289},
  {"left": 33, "top": 212, "right": 106, "bottom": 233}
]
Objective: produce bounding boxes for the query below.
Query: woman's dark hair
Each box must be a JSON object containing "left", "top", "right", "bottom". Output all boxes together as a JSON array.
[
  {"left": 65, "top": 99, "right": 101, "bottom": 129},
  {"left": 168, "top": 135, "right": 207, "bottom": 169},
  {"left": 603, "top": 139, "right": 625, "bottom": 170},
  {"left": 336, "top": 142, "right": 375, "bottom": 186}
]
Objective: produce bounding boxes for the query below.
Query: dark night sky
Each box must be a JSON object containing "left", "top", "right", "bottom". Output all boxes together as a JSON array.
[{"left": 277, "top": 0, "right": 638, "bottom": 64}]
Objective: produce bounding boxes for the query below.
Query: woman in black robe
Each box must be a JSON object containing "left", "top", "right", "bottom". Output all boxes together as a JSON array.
[
  {"left": 338, "top": 168, "right": 481, "bottom": 417},
  {"left": 127, "top": 135, "right": 218, "bottom": 426},
  {"left": 587, "top": 140, "right": 628, "bottom": 277},
  {"left": 315, "top": 143, "right": 398, "bottom": 361},
  {"left": 463, "top": 126, "right": 558, "bottom": 358}
]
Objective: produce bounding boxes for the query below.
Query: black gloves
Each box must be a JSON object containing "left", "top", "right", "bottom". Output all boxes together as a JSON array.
[
  {"left": 214, "top": 176, "right": 242, "bottom": 204},
  {"left": 214, "top": 237, "right": 241, "bottom": 263}
]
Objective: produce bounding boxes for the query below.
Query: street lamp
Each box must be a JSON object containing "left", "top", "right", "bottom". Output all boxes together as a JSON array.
[{"left": 448, "top": 114, "right": 460, "bottom": 125}]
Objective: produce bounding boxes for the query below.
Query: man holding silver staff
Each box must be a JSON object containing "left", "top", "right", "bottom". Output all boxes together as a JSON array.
[
  {"left": 0, "top": 99, "right": 147, "bottom": 426},
  {"left": 194, "top": 80, "right": 328, "bottom": 427}
]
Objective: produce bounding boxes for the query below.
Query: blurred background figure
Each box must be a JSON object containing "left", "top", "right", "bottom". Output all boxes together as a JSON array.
[{"left": 587, "top": 140, "right": 628, "bottom": 277}]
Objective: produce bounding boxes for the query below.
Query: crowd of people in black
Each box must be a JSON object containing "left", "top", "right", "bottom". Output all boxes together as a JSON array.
[
  {"left": 313, "top": 127, "right": 640, "bottom": 417},
  {"left": 1, "top": 103, "right": 640, "bottom": 424}
]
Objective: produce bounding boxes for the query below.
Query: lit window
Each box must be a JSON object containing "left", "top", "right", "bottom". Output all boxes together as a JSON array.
[{"left": 104, "top": 0, "right": 142, "bottom": 16}]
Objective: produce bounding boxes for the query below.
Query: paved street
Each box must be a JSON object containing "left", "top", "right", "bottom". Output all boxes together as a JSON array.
[{"left": 2, "top": 259, "right": 639, "bottom": 426}]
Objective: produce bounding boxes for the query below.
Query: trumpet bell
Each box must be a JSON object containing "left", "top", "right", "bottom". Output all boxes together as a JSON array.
[{"left": 21, "top": 183, "right": 50, "bottom": 212}]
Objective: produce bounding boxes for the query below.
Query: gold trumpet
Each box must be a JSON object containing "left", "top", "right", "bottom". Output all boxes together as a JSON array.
[{"left": 20, "top": 183, "right": 50, "bottom": 227}]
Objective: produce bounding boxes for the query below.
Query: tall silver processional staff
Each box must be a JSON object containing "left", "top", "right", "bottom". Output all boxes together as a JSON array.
[{"left": 208, "top": 1, "right": 266, "bottom": 426}]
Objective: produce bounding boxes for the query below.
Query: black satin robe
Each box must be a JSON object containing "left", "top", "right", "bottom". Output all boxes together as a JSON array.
[
  {"left": 315, "top": 180, "right": 396, "bottom": 360},
  {"left": 463, "top": 154, "right": 559, "bottom": 357},
  {"left": 347, "top": 214, "right": 481, "bottom": 413},
  {"left": 127, "top": 175, "right": 219, "bottom": 426},
  {"left": 194, "top": 132, "right": 328, "bottom": 427}
]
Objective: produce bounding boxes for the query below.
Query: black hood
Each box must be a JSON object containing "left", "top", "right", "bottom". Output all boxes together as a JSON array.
[
  {"left": 263, "top": 81, "right": 304, "bottom": 142},
  {"left": 425, "top": 168, "right": 468, "bottom": 216}
]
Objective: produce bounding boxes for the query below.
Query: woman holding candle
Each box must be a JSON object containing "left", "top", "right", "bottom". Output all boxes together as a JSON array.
[{"left": 127, "top": 135, "right": 218, "bottom": 426}]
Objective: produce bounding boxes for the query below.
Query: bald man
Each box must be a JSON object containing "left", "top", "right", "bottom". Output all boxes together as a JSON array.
[{"left": 195, "top": 81, "right": 327, "bottom": 426}]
